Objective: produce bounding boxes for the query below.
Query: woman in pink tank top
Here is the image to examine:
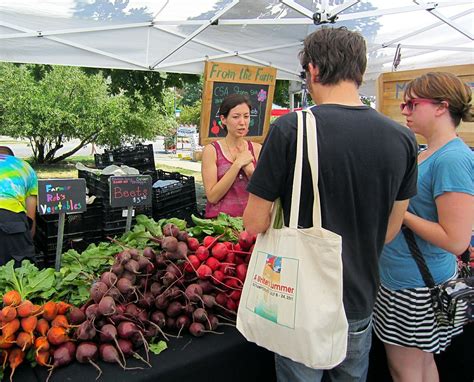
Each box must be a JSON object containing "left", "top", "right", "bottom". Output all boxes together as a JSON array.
[{"left": 202, "top": 94, "right": 262, "bottom": 218}]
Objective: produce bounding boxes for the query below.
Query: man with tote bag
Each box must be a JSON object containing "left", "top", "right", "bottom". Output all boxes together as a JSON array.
[{"left": 239, "top": 27, "right": 418, "bottom": 381}]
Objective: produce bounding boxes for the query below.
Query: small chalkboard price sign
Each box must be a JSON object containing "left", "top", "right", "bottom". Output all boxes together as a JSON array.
[
  {"left": 109, "top": 175, "right": 152, "bottom": 232},
  {"left": 200, "top": 61, "right": 277, "bottom": 146},
  {"left": 37, "top": 179, "right": 87, "bottom": 270}
]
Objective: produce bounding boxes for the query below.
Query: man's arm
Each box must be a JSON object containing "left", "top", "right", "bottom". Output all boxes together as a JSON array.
[
  {"left": 243, "top": 193, "right": 273, "bottom": 235},
  {"left": 25, "top": 195, "right": 36, "bottom": 237},
  {"left": 385, "top": 199, "right": 409, "bottom": 243}
]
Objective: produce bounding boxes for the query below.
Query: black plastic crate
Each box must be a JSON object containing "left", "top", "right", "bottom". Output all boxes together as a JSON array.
[
  {"left": 152, "top": 202, "right": 198, "bottom": 225},
  {"left": 95, "top": 144, "right": 155, "bottom": 171},
  {"left": 34, "top": 229, "right": 93, "bottom": 255},
  {"left": 35, "top": 213, "right": 84, "bottom": 238},
  {"left": 152, "top": 170, "right": 196, "bottom": 199}
]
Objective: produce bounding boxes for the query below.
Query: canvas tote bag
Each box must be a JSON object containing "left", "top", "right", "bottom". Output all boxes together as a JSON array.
[{"left": 237, "top": 110, "right": 348, "bottom": 369}]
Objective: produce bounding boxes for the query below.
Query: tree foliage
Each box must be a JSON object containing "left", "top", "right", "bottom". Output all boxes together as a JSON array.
[{"left": 0, "top": 63, "right": 176, "bottom": 163}]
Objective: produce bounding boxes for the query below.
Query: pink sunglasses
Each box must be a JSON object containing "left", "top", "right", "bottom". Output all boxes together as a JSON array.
[{"left": 400, "top": 98, "right": 443, "bottom": 112}]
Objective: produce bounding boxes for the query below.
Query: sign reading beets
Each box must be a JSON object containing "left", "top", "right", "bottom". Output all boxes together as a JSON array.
[
  {"left": 109, "top": 175, "right": 152, "bottom": 208},
  {"left": 37, "top": 179, "right": 87, "bottom": 215}
]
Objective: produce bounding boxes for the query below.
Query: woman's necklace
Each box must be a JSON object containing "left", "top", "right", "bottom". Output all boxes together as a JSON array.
[{"left": 224, "top": 137, "right": 241, "bottom": 161}]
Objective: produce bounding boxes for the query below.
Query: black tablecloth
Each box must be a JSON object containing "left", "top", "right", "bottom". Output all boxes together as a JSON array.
[
  {"left": 13, "top": 323, "right": 473, "bottom": 382},
  {"left": 33, "top": 326, "right": 276, "bottom": 382}
]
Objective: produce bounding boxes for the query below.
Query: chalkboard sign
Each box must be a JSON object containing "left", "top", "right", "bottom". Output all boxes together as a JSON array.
[
  {"left": 200, "top": 61, "right": 276, "bottom": 146},
  {"left": 208, "top": 82, "right": 270, "bottom": 138},
  {"left": 37, "top": 179, "right": 86, "bottom": 215},
  {"left": 109, "top": 175, "right": 152, "bottom": 208}
]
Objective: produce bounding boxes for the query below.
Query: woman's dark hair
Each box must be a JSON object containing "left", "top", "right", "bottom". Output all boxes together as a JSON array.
[
  {"left": 299, "top": 27, "right": 367, "bottom": 87},
  {"left": 404, "top": 72, "right": 473, "bottom": 127},
  {"left": 218, "top": 93, "right": 252, "bottom": 118}
]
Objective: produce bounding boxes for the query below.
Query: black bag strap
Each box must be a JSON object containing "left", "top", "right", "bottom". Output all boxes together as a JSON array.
[{"left": 401, "top": 226, "right": 436, "bottom": 289}]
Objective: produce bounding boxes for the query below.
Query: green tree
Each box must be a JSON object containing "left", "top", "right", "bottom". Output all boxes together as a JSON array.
[
  {"left": 0, "top": 63, "right": 175, "bottom": 163},
  {"left": 178, "top": 100, "right": 202, "bottom": 126}
]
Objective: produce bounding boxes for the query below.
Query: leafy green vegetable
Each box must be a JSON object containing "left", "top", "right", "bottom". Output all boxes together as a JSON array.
[
  {"left": 0, "top": 260, "right": 56, "bottom": 302},
  {"left": 148, "top": 340, "right": 168, "bottom": 355},
  {"left": 188, "top": 213, "right": 243, "bottom": 242}
]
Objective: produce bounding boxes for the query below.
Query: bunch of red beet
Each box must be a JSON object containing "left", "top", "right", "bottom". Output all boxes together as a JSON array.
[{"left": 60, "top": 224, "right": 256, "bottom": 378}]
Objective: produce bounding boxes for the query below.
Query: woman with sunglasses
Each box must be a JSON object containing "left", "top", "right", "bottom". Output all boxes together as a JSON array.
[{"left": 373, "top": 72, "right": 473, "bottom": 382}]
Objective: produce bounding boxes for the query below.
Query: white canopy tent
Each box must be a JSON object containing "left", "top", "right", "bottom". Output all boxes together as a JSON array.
[{"left": 0, "top": 0, "right": 473, "bottom": 96}]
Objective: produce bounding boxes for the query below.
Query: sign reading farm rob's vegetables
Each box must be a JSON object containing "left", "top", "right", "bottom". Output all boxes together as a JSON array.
[
  {"left": 200, "top": 61, "right": 276, "bottom": 146},
  {"left": 37, "top": 179, "right": 86, "bottom": 215},
  {"left": 109, "top": 175, "right": 152, "bottom": 208}
]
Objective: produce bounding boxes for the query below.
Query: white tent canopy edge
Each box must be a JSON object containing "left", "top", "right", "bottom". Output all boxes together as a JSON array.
[{"left": 0, "top": 0, "right": 473, "bottom": 96}]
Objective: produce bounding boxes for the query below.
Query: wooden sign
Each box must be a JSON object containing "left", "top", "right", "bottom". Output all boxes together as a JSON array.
[
  {"left": 200, "top": 61, "right": 277, "bottom": 146},
  {"left": 377, "top": 64, "right": 474, "bottom": 146},
  {"left": 109, "top": 175, "right": 152, "bottom": 208},
  {"left": 37, "top": 179, "right": 86, "bottom": 215}
]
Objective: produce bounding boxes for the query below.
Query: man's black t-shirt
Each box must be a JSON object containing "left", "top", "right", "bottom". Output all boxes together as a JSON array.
[{"left": 247, "top": 105, "right": 418, "bottom": 320}]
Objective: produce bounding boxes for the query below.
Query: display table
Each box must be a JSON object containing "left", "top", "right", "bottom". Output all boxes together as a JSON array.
[{"left": 32, "top": 325, "right": 276, "bottom": 382}]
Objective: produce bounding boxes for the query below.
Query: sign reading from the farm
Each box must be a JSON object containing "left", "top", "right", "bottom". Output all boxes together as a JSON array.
[
  {"left": 109, "top": 175, "right": 152, "bottom": 208},
  {"left": 38, "top": 179, "right": 86, "bottom": 215},
  {"left": 377, "top": 64, "right": 473, "bottom": 146},
  {"left": 200, "top": 61, "right": 277, "bottom": 146}
]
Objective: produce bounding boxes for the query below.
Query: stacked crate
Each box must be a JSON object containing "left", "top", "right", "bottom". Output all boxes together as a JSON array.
[
  {"left": 152, "top": 170, "right": 198, "bottom": 224},
  {"left": 94, "top": 143, "right": 155, "bottom": 173},
  {"left": 78, "top": 170, "right": 153, "bottom": 239},
  {"left": 34, "top": 206, "right": 103, "bottom": 269}
]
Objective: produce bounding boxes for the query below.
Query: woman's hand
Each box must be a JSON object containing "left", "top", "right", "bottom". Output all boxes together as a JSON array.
[{"left": 234, "top": 149, "right": 254, "bottom": 168}]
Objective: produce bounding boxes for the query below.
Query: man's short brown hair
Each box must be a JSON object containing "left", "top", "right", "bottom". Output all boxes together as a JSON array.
[{"left": 299, "top": 27, "right": 367, "bottom": 87}]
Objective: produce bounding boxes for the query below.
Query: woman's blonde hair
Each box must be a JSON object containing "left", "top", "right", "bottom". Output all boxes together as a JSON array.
[{"left": 404, "top": 72, "right": 473, "bottom": 127}]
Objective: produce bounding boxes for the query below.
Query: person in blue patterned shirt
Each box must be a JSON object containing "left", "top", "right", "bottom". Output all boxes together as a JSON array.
[{"left": 0, "top": 146, "right": 38, "bottom": 266}]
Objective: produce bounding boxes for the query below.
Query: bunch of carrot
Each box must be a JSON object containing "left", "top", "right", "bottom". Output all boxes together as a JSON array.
[{"left": 0, "top": 290, "right": 72, "bottom": 381}]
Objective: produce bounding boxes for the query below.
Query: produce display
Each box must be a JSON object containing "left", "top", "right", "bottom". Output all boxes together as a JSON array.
[{"left": 0, "top": 213, "right": 256, "bottom": 381}]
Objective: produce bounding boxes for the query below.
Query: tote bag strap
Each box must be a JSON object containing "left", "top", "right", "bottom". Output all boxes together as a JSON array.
[{"left": 289, "top": 110, "right": 322, "bottom": 229}]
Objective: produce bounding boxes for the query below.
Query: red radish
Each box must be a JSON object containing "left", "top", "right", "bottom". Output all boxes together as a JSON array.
[
  {"left": 228, "top": 290, "right": 242, "bottom": 301},
  {"left": 212, "top": 270, "right": 225, "bottom": 285},
  {"left": 225, "top": 252, "right": 236, "bottom": 264},
  {"left": 195, "top": 246, "right": 210, "bottom": 262},
  {"left": 203, "top": 236, "right": 216, "bottom": 248},
  {"left": 236, "top": 263, "right": 248, "bottom": 282},
  {"left": 184, "top": 255, "right": 200, "bottom": 273},
  {"left": 212, "top": 243, "right": 228, "bottom": 261},
  {"left": 215, "top": 293, "right": 228, "bottom": 306},
  {"left": 205, "top": 257, "right": 220, "bottom": 272},
  {"left": 245, "top": 254, "right": 251, "bottom": 264},
  {"left": 226, "top": 298, "right": 237, "bottom": 311},
  {"left": 224, "top": 241, "right": 233, "bottom": 250},
  {"left": 238, "top": 231, "right": 254, "bottom": 250},
  {"left": 197, "top": 264, "right": 212, "bottom": 279},
  {"left": 187, "top": 237, "right": 200, "bottom": 251}
]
